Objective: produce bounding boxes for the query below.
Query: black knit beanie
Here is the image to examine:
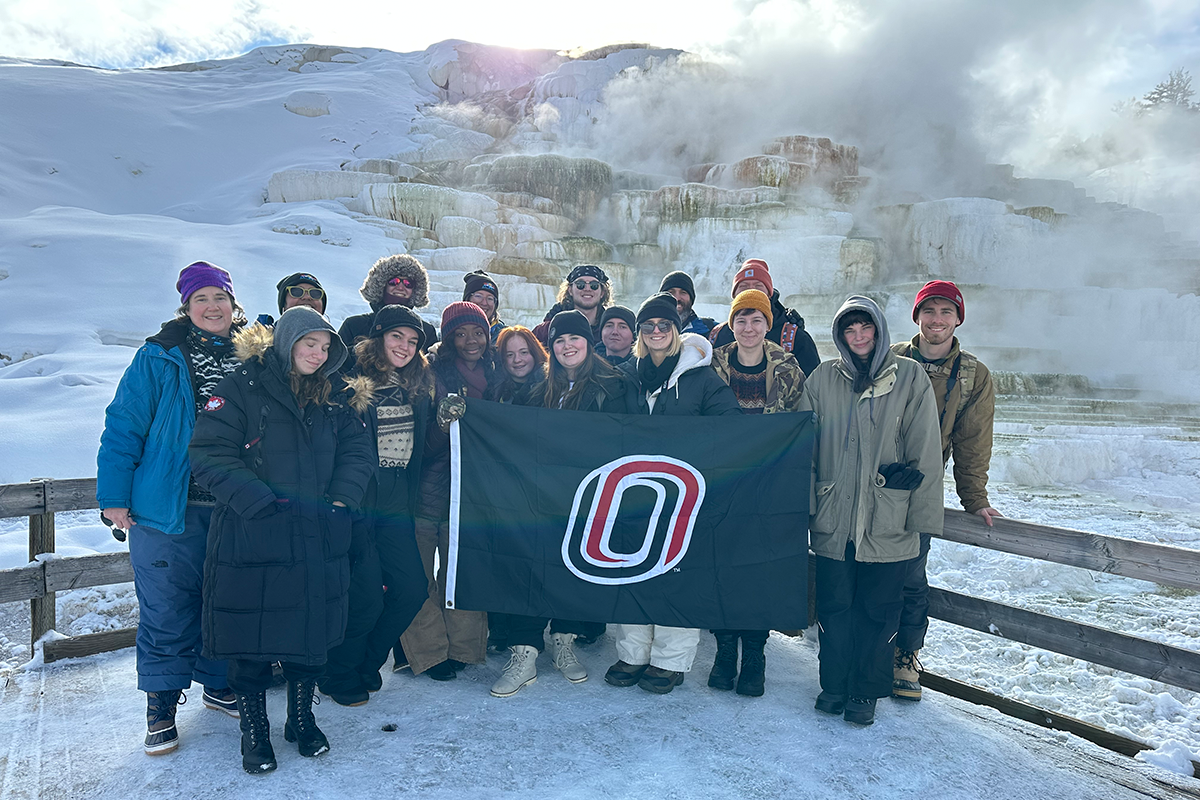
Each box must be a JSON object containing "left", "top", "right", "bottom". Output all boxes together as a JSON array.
[
  {"left": 601, "top": 305, "right": 636, "bottom": 331},
  {"left": 658, "top": 270, "right": 695, "bottom": 301},
  {"left": 636, "top": 292, "right": 682, "bottom": 331},
  {"left": 276, "top": 272, "right": 326, "bottom": 314},
  {"left": 547, "top": 310, "right": 595, "bottom": 348},
  {"left": 462, "top": 270, "right": 499, "bottom": 302},
  {"left": 369, "top": 304, "right": 428, "bottom": 351}
]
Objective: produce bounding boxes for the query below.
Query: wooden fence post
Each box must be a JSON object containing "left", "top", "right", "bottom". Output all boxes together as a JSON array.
[{"left": 28, "top": 478, "right": 55, "bottom": 652}]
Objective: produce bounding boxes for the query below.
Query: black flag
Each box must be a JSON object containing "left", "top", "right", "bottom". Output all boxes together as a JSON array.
[{"left": 447, "top": 400, "right": 812, "bottom": 630}]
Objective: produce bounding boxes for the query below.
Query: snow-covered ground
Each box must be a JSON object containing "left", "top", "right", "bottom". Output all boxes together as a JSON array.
[{"left": 1, "top": 40, "right": 1199, "bottom": 793}]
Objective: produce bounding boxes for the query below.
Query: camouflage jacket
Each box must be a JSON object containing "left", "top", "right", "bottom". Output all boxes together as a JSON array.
[{"left": 711, "top": 340, "right": 806, "bottom": 414}]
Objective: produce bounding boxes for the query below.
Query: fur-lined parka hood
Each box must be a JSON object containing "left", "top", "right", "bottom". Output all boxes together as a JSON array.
[{"left": 360, "top": 254, "right": 430, "bottom": 310}]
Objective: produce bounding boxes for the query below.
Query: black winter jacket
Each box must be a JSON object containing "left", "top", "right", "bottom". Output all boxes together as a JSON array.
[
  {"left": 618, "top": 334, "right": 743, "bottom": 417},
  {"left": 190, "top": 327, "right": 373, "bottom": 665},
  {"left": 711, "top": 290, "right": 821, "bottom": 376}
]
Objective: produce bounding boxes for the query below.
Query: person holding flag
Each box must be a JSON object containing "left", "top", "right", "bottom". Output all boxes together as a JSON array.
[{"left": 606, "top": 293, "right": 742, "bottom": 694}]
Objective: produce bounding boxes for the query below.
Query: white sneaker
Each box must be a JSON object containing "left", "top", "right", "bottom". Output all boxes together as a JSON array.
[
  {"left": 490, "top": 645, "right": 538, "bottom": 697},
  {"left": 550, "top": 633, "right": 588, "bottom": 684}
]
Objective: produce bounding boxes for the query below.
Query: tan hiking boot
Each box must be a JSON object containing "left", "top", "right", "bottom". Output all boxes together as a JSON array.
[{"left": 893, "top": 648, "right": 923, "bottom": 701}]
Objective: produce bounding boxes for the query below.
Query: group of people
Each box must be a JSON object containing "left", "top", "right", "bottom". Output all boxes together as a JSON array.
[{"left": 97, "top": 251, "right": 998, "bottom": 774}]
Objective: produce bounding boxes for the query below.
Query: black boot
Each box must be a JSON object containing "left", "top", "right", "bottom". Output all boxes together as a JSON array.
[
  {"left": 707, "top": 633, "right": 739, "bottom": 691},
  {"left": 284, "top": 679, "right": 330, "bottom": 757},
  {"left": 236, "top": 691, "right": 276, "bottom": 774},
  {"left": 735, "top": 635, "right": 766, "bottom": 697}
]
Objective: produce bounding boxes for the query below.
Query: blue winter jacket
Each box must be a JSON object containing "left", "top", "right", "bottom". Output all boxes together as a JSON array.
[{"left": 96, "top": 320, "right": 197, "bottom": 535}]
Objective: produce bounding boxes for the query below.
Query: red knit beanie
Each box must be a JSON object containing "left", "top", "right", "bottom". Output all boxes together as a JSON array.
[
  {"left": 913, "top": 280, "right": 964, "bottom": 323},
  {"left": 441, "top": 301, "right": 490, "bottom": 339},
  {"left": 731, "top": 258, "right": 774, "bottom": 298}
]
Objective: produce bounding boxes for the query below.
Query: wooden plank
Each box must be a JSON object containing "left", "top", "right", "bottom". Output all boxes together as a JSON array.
[
  {"left": 30, "top": 510, "right": 56, "bottom": 650},
  {"left": 43, "top": 628, "right": 137, "bottom": 664},
  {"left": 44, "top": 478, "right": 99, "bottom": 514},
  {"left": 930, "top": 587, "right": 1200, "bottom": 693},
  {"left": 44, "top": 552, "right": 133, "bottom": 593},
  {"left": 0, "top": 482, "right": 44, "bottom": 517},
  {"left": 922, "top": 671, "right": 1200, "bottom": 781},
  {"left": 0, "top": 563, "right": 45, "bottom": 604},
  {"left": 940, "top": 509, "right": 1200, "bottom": 592}
]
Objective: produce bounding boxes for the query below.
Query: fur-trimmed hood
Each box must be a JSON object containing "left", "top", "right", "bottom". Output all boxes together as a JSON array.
[
  {"left": 360, "top": 254, "right": 430, "bottom": 310},
  {"left": 344, "top": 374, "right": 377, "bottom": 413},
  {"left": 234, "top": 309, "right": 348, "bottom": 378}
]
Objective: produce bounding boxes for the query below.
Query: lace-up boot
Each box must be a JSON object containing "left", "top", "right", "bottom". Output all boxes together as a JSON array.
[
  {"left": 550, "top": 633, "right": 588, "bottom": 683},
  {"left": 892, "top": 648, "right": 923, "bottom": 701},
  {"left": 144, "top": 689, "right": 184, "bottom": 755},
  {"left": 707, "top": 634, "right": 739, "bottom": 690},
  {"left": 236, "top": 691, "right": 277, "bottom": 774},
  {"left": 284, "top": 679, "right": 330, "bottom": 757},
  {"left": 490, "top": 645, "right": 538, "bottom": 697}
]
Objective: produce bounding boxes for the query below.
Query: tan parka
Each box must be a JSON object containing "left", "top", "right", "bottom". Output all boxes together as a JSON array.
[
  {"left": 799, "top": 297, "right": 944, "bottom": 563},
  {"left": 890, "top": 336, "right": 995, "bottom": 514}
]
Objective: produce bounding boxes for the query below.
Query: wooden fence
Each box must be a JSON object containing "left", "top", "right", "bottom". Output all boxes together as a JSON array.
[{"left": 1, "top": 477, "right": 1199, "bottom": 775}]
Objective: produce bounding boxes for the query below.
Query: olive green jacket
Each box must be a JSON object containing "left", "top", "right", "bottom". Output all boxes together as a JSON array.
[
  {"left": 798, "top": 351, "right": 944, "bottom": 563},
  {"left": 710, "top": 340, "right": 806, "bottom": 413},
  {"left": 890, "top": 336, "right": 994, "bottom": 513}
]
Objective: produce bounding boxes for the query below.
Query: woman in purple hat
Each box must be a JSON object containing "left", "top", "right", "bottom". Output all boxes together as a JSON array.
[{"left": 97, "top": 261, "right": 247, "bottom": 756}]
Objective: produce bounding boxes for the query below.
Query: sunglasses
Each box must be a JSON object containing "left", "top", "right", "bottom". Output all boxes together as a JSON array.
[
  {"left": 573, "top": 280, "right": 601, "bottom": 291},
  {"left": 639, "top": 320, "right": 674, "bottom": 334},
  {"left": 286, "top": 286, "right": 324, "bottom": 301},
  {"left": 387, "top": 277, "right": 413, "bottom": 288}
]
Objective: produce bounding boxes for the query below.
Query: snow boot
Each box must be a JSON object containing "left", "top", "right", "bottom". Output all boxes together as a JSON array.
[
  {"left": 638, "top": 666, "right": 685, "bottom": 694},
  {"left": 893, "top": 648, "right": 923, "bottom": 701},
  {"left": 814, "top": 691, "right": 847, "bottom": 715},
  {"left": 550, "top": 633, "right": 588, "bottom": 683},
  {"left": 144, "top": 689, "right": 184, "bottom": 755},
  {"left": 202, "top": 686, "right": 239, "bottom": 718},
  {"left": 359, "top": 668, "right": 383, "bottom": 693},
  {"left": 236, "top": 691, "right": 276, "bottom": 774},
  {"left": 707, "top": 633, "right": 739, "bottom": 691},
  {"left": 284, "top": 679, "right": 330, "bottom": 758},
  {"left": 735, "top": 636, "right": 766, "bottom": 697},
  {"left": 604, "top": 660, "right": 648, "bottom": 687},
  {"left": 317, "top": 673, "right": 369, "bottom": 707},
  {"left": 491, "top": 645, "right": 538, "bottom": 697},
  {"left": 425, "top": 660, "right": 457, "bottom": 681},
  {"left": 844, "top": 696, "right": 876, "bottom": 726}
]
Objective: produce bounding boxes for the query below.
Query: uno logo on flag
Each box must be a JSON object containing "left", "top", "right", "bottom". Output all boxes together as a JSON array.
[{"left": 562, "top": 455, "right": 706, "bottom": 585}]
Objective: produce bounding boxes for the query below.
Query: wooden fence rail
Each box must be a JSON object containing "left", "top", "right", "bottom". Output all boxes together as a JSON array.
[{"left": 1, "top": 479, "right": 1199, "bottom": 693}]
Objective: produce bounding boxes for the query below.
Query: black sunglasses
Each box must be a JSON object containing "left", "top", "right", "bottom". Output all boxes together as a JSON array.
[
  {"left": 639, "top": 320, "right": 674, "bottom": 334},
  {"left": 573, "top": 280, "right": 601, "bottom": 291}
]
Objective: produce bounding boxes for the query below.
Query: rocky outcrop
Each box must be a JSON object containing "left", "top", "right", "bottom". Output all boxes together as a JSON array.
[
  {"left": 467, "top": 154, "right": 613, "bottom": 219},
  {"left": 268, "top": 170, "right": 398, "bottom": 203},
  {"left": 344, "top": 183, "right": 500, "bottom": 228}
]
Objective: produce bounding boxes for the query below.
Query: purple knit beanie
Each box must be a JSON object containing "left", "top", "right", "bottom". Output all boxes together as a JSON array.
[
  {"left": 440, "top": 301, "right": 490, "bottom": 339},
  {"left": 176, "top": 261, "right": 235, "bottom": 305}
]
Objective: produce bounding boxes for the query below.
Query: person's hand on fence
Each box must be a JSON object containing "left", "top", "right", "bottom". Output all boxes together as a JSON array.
[
  {"left": 976, "top": 506, "right": 1003, "bottom": 527},
  {"left": 437, "top": 393, "right": 467, "bottom": 432},
  {"left": 878, "top": 463, "right": 924, "bottom": 491}
]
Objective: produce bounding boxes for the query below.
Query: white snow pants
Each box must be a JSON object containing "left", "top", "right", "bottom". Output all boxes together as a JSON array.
[{"left": 613, "top": 624, "right": 701, "bottom": 672}]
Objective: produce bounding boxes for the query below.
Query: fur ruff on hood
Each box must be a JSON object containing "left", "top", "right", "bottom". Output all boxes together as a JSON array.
[
  {"left": 233, "top": 318, "right": 348, "bottom": 378},
  {"left": 344, "top": 374, "right": 377, "bottom": 413},
  {"left": 359, "top": 254, "right": 430, "bottom": 310}
]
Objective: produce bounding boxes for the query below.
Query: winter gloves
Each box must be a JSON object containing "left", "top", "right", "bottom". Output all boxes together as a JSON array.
[
  {"left": 878, "top": 463, "right": 924, "bottom": 491},
  {"left": 437, "top": 393, "right": 467, "bottom": 432}
]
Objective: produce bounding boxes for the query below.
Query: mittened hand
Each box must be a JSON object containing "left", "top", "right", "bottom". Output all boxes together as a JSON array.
[
  {"left": 437, "top": 394, "right": 467, "bottom": 431},
  {"left": 878, "top": 462, "right": 924, "bottom": 491}
]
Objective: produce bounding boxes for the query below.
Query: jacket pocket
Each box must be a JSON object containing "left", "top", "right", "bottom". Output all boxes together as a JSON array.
[
  {"left": 231, "top": 508, "right": 296, "bottom": 566},
  {"left": 811, "top": 480, "right": 838, "bottom": 533},
  {"left": 322, "top": 504, "right": 353, "bottom": 559},
  {"left": 870, "top": 486, "right": 912, "bottom": 545}
]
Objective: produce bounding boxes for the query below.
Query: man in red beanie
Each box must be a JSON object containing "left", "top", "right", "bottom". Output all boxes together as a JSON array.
[
  {"left": 709, "top": 258, "right": 821, "bottom": 376},
  {"left": 889, "top": 280, "right": 1001, "bottom": 701}
]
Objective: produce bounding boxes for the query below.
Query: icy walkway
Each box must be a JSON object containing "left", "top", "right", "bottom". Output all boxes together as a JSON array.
[{"left": 2, "top": 635, "right": 1196, "bottom": 800}]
